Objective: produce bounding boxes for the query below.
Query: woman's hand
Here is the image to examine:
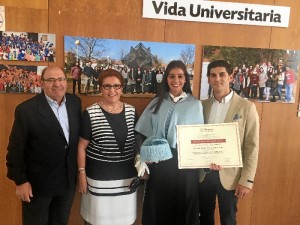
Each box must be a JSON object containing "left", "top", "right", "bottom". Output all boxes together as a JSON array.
[
  {"left": 78, "top": 172, "right": 88, "bottom": 194},
  {"left": 141, "top": 170, "right": 150, "bottom": 180},
  {"left": 77, "top": 137, "right": 89, "bottom": 194}
]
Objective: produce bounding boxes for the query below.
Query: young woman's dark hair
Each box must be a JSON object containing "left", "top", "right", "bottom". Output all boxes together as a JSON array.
[{"left": 152, "top": 60, "right": 192, "bottom": 114}]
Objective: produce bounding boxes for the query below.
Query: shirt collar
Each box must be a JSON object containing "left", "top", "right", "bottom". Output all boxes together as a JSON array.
[
  {"left": 169, "top": 91, "right": 187, "bottom": 103},
  {"left": 212, "top": 90, "right": 233, "bottom": 103},
  {"left": 45, "top": 94, "right": 66, "bottom": 107}
]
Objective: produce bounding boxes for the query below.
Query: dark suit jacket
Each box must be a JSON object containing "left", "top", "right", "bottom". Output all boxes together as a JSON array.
[{"left": 6, "top": 92, "right": 82, "bottom": 197}]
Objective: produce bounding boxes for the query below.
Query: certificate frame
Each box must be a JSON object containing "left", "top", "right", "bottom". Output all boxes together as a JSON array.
[{"left": 176, "top": 122, "right": 243, "bottom": 169}]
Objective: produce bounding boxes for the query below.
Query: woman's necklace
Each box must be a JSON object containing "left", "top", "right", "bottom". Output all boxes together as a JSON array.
[{"left": 100, "top": 100, "right": 123, "bottom": 113}]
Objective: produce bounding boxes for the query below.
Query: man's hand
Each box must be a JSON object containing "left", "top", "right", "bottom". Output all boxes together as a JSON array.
[
  {"left": 235, "top": 184, "right": 251, "bottom": 199},
  {"left": 16, "top": 182, "right": 33, "bottom": 202},
  {"left": 210, "top": 163, "right": 222, "bottom": 170}
]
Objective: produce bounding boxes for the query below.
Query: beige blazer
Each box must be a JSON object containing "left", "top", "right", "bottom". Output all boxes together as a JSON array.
[{"left": 199, "top": 93, "right": 259, "bottom": 190}]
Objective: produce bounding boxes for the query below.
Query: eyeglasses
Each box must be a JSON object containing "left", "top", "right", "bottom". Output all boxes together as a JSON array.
[
  {"left": 102, "top": 84, "right": 122, "bottom": 90},
  {"left": 43, "top": 77, "right": 67, "bottom": 83}
]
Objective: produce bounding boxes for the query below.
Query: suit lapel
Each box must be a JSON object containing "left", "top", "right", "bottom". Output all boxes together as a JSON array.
[
  {"left": 66, "top": 94, "right": 75, "bottom": 143},
  {"left": 224, "top": 93, "right": 242, "bottom": 123},
  {"left": 37, "top": 93, "right": 66, "bottom": 141},
  {"left": 203, "top": 99, "right": 212, "bottom": 124},
  {"left": 204, "top": 92, "right": 243, "bottom": 123}
]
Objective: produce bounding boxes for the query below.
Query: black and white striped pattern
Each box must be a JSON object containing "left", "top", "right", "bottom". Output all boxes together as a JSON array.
[
  {"left": 87, "top": 177, "right": 134, "bottom": 196},
  {"left": 85, "top": 103, "right": 136, "bottom": 163}
]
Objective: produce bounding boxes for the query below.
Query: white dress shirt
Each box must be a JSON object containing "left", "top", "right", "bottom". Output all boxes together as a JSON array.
[{"left": 208, "top": 91, "right": 233, "bottom": 124}]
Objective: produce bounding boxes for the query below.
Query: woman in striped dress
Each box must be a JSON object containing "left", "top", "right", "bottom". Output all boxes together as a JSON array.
[{"left": 77, "top": 69, "right": 138, "bottom": 225}]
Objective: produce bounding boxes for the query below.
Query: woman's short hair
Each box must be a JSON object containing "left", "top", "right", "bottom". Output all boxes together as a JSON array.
[{"left": 98, "top": 69, "right": 124, "bottom": 87}]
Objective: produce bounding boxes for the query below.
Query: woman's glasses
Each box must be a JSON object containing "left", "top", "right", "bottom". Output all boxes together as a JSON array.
[{"left": 102, "top": 84, "right": 122, "bottom": 90}]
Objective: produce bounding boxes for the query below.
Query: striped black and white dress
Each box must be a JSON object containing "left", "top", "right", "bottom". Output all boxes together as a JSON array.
[{"left": 80, "top": 103, "right": 138, "bottom": 225}]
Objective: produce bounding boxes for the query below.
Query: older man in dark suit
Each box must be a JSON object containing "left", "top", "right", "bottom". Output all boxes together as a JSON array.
[{"left": 6, "top": 66, "right": 82, "bottom": 225}]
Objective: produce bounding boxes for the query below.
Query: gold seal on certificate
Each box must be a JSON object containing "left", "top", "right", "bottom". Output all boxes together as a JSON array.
[{"left": 176, "top": 122, "right": 242, "bottom": 169}]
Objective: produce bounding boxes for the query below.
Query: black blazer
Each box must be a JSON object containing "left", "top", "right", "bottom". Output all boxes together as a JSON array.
[{"left": 6, "top": 92, "right": 82, "bottom": 197}]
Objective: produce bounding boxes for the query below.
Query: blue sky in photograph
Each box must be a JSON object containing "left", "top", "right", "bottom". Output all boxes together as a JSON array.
[{"left": 64, "top": 36, "right": 195, "bottom": 63}]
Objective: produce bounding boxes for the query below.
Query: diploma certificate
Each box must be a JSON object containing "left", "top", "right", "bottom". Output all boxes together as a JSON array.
[{"left": 176, "top": 122, "right": 242, "bottom": 169}]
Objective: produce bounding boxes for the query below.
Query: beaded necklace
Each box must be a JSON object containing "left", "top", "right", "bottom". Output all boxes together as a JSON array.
[{"left": 99, "top": 100, "right": 123, "bottom": 113}]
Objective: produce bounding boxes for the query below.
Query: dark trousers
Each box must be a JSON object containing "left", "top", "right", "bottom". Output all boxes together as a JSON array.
[
  {"left": 199, "top": 171, "right": 238, "bottom": 225},
  {"left": 242, "top": 87, "right": 250, "bottom": 98},
  {"left": 85, "top": 77, "right": 92, "bottom": 93},
  {"left": 22, "top": 187, "right": 75, "bottom": 225},
  {"left": 135, "top": 82, "right": 142, "bottom": 93},
  {"left": 93, "top": 82, "right": 98, "bottom": 93},
  {"left": 130, "top": 84, "right": 136, "bottom": 93},
  {"left": 72, "top": 79, "right": 81, "bottom": 94},
  {"left": 259, "top": 87, "right": 265, "bottom": 100},
  {"left": 123, "top": 78, "right": 128, "bottom": 93},
  {"left": 250, "top": 86, "right": 258, "bottom": 98}
]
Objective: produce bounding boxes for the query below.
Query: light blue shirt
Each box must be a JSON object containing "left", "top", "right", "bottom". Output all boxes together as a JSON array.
[
  {"left": 45, "top": 94, "right": 69, "bottom": 143},
  {"left": 135, "top": 93, "right": 204, "bottom": 149}
]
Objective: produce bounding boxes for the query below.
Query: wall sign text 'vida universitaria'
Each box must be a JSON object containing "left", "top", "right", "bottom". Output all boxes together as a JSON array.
[{"left": 142, "top": 0, "right": 290, "bottom": 27}]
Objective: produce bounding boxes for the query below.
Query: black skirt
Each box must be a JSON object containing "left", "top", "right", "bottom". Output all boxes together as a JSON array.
[{"left": 142, "top": 148, "right": 200, "bottom": 225}]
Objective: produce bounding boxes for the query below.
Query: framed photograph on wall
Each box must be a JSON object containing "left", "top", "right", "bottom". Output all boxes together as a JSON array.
[
  {"left": 200, "top": 45, "right": 300, "bottom": 104},
  {"left": 0, "top": 64, "right": 46, "bottom": 94},
  {"left": 0, "top": 31, "right": 56, "bottom": 62},
  {"left": 64, "top": 35, "right": 195, "bottom": 96}
]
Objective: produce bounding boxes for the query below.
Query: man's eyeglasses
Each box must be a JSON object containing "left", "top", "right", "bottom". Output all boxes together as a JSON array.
[
  {"left": 43, "top": 77, "right": 67, "bottom": 83},
  {"left": 102, "top": 84, "right": 122, "bottom": 90}
]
